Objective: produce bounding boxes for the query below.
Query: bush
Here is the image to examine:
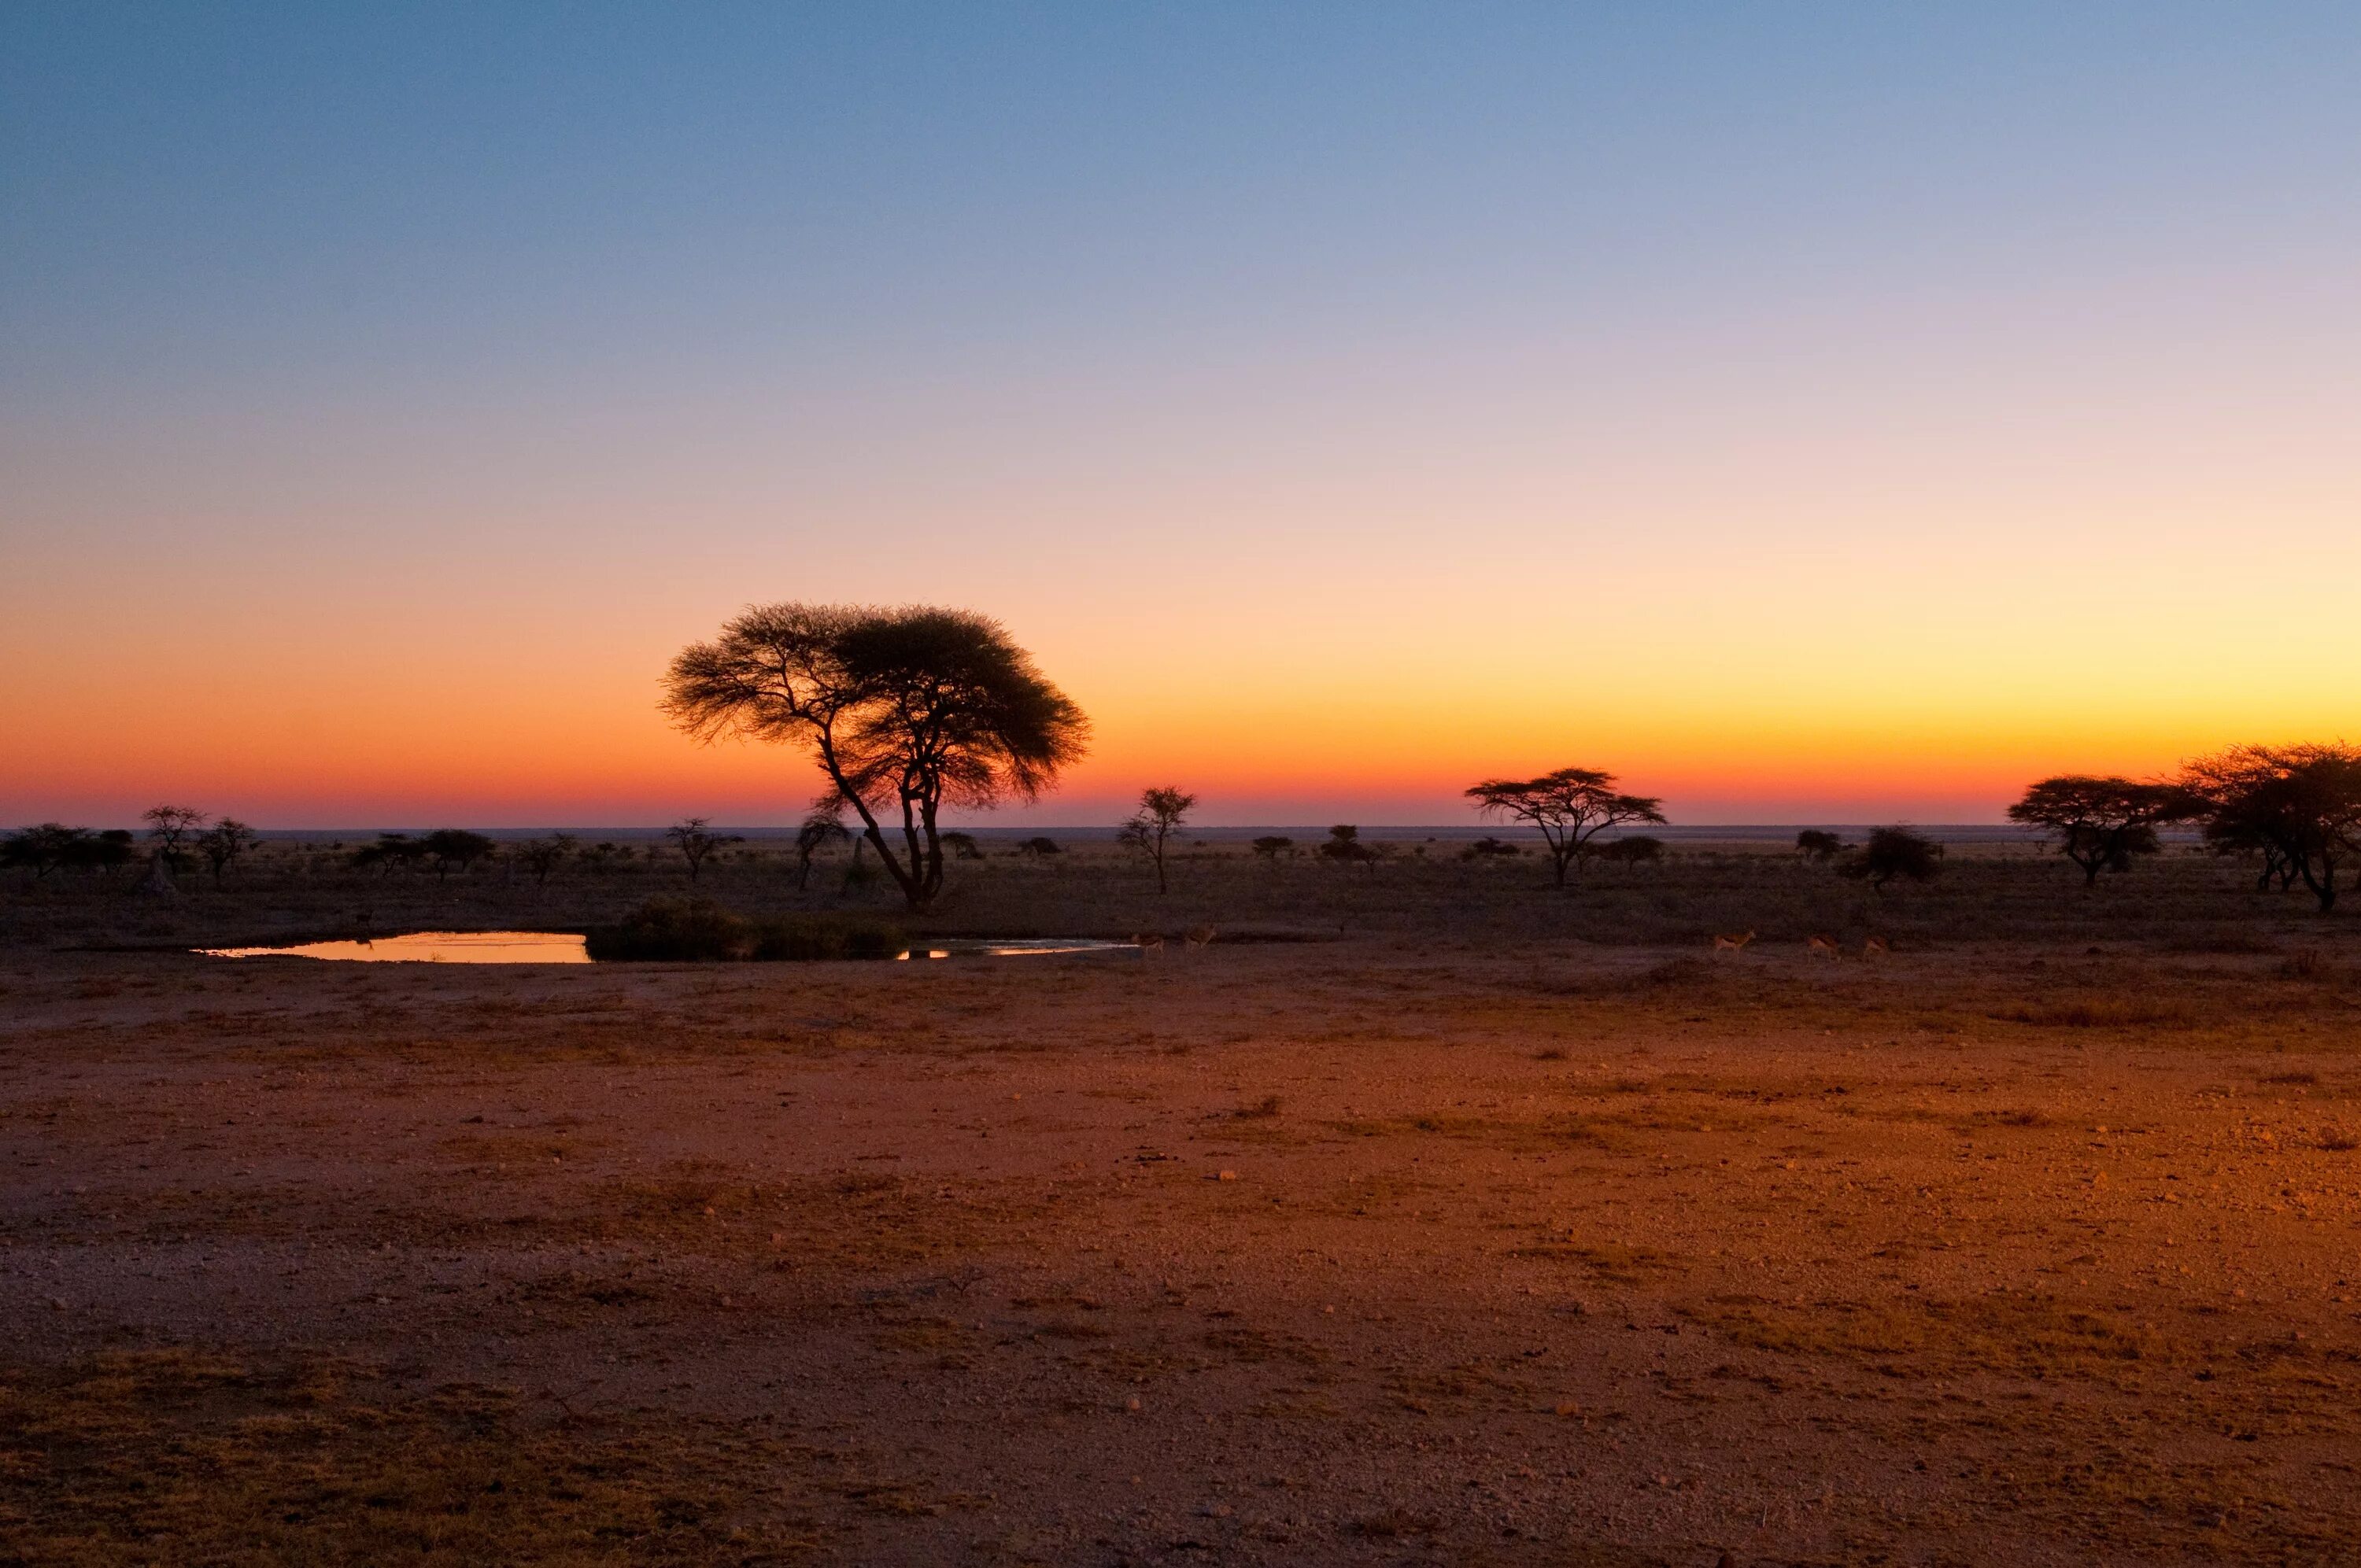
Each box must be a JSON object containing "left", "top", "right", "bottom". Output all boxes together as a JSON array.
[
  {"left": 586, "top": 899, "right": 905, "bottom": 962},
  {"left": 747, "top": 914, "right": 905, "bottom": 961},
  {"left": 586, "top": 899, "right": 749, "bottom": 961}
]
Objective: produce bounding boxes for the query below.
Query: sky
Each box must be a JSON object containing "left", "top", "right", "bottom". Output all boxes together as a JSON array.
[{"left": 6, "top": 3, "right": 2358, "bottom": 827}]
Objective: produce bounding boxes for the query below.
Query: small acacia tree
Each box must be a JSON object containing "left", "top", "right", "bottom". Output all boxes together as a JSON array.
[
  {"left": 1118, "top": 787, "right": 1195, "bottom": 894},
  {"left": 2006, "top": 776, "right": 2188, "bottom": 887},
  {"left": 422, "top": 829, "right": 497, "bottom": 880},
  {"left": 1464, "top": 768, "right": 1667, "bottom": 887},
  {"left": 663, "top": 604, "right": 1088, "bottom": 912},
  {"left": 515, "top": 835, "right": 575, "bottom": 886},
  {"left": 197, "top": 820, "right": 258, "bottom": 886},
  {"left": 1844, "top": 826, "right": 1944, "bottom": 891},
  {"left": 1794, "top": 829, "right": 1846, "bottom": 861},
  {"left": 667, "top": 817, "right": 743, "bottom": 882},
  {"left": 143, "top": 806, "right": 207, "bottom": 871},
  {"left": 2181, "top": 744, "right": 2361, "bottom": 914},
  {"left": 1251, "top": 835, "right": 1295, "bottom": 862},
  {"left": 793, "top": 807, "right": 852, "bottom": 890}
]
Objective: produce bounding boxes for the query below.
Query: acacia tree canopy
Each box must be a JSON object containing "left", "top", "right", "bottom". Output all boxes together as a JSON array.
[
  {"left": 1463, "top": 768, "right": 1666, "bottom": 887},
  {"left": 2007, "top": 775, "right": 2189, "bottom": 887},
  {"left": 663, "top": 604, "right": 1088, "bottom": 911},
  {"left": 2180, "top": 744, "right": 2361, "bottom": 913},
  {"left": 1118, "top": 786, "right": 1195, "bottom": 895}
]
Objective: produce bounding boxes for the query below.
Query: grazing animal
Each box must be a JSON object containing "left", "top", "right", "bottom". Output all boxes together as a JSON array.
[
  {"left": 1862, "top": 935, "right": 1891, "bottom": 957},
  {"left": 1133, "top": 932, "right": 1165, "bottom": 954},
  {"left": 1806, "top": 934, "right": 1841, "bottom": 961},
  {"left": 1712, "top": 929, "right": 1756, "bottom": 954},
  {"left": 1184, "top": 924, "right": 1217, "bottom": 950}
]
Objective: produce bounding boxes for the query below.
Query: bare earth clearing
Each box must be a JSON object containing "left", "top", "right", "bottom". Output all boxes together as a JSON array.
[{"left": 6, "top": 847, "right": 2361, "bottom": 1565}]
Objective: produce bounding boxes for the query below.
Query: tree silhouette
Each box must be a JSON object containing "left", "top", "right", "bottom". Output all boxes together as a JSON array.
[
  {"left": 1794, "top": 830, "right": 1846, "bottom": 861},
  {"left": 1251, "top": 835, "right": 1295, "bottom": 862},
  {"left": 1464, "top": 769, "right": 1667, "bottom": 886},
  {"left": 2, "top": 824, "right": 87, "bottom": 880},
  {"left": 2182, "top": 744, "right": 2361, "bottom": 913},
  {"left": 515, "top": 835, "right": 575, "bottom": 886},
  {"left": 2007, "top": 776, "right": 2188, "bottom": 887},
  {"left": 940, "top": 831, "right": 985, "bottom": 861},
  {"left": 1844, "top": 827, "right": 1943, "bottom": 891},
  {"left": 1118, "top": 786, "right": 1196, "bottom": 894},
  {"left": 1594, "top": 834, "right": 1665, "bottom": 867},
  {"left": 667, "top": 817, "right": 743, "bottom": 881},
  {"left": 663, "top": 604, "right": 1088, "bottom": 911},
  {"left": 422, "top": 829, "right": 497, "bottom": 880},
  {"left": 794, "top": 807, "right": 852, "bottom": 891},
  {"left": 142, "top": 806, "right": 207, "bottom": 872},
  {"left": 196, "top": 820, "right": 258, "bottom": 886}
]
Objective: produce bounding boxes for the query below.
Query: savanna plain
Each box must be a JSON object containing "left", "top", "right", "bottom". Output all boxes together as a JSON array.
[{"left": 6, "top": 839, "right": 2360, "bottom": 1566}]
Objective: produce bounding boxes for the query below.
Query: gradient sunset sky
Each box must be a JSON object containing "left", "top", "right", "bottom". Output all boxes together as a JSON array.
[{"left": 6, "top": 5, "right": 2357, "bottom": 827}]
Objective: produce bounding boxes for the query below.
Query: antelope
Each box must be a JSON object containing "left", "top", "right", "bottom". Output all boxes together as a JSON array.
[
  {"left": 1806, "top": 934, "right": 1841, "bottom": 961},
  {"left": 1862, "top": 935, "right": 1891, "bottom": 957},
  {"left": 1133, "top": 932, "right": 1165, "bottom": 955},
  {"left": 1712, "top": 929, "right": 1756, "bottom": 954},
  {"left": 1184, "top": 924, "right": 1217, "bottom": 950}
]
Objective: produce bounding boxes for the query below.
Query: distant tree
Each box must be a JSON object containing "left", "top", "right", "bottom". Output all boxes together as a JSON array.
[
  {"left": 515, "top": 835, "right": 575, "bottom": 886},
  {"left": 351, "top": 832, "right": 424, "bottom": 875},
  {"left": 666, "top": 817, "right": 743, "bottom": 882},
  {"left": 1843, "top": 827, "right": 1944, "bottom": 891},
  {"left": 2006, "top": 776, "right": 2189, "bottom": 887},
  {"left": 1794, "top": 830, "right": 1846, "bottom": 861},
  {"left": 196, "top": 820, "right": 258, "bottom": 886},
  {"left": 142, "top": 806, "right": 207, "bottom": 871},
  {"left": 663, "top": 603, "right": 1088, "bottom": 911},
  {"left": 1117, "top": 786, "right": 1196, "bottom": 895},
  {"left": 1464, "top": 768, "right": 1668, "bottom": 887},
  {"left": 2181, "top": 744, "right": 2361, "bottom": 914},
  {"left": 421, "top": 829, "right": 497, "bottom": 880},
  {"left": 1594, "top": 834, "right": 1665, "bottom": 867},
  {"left": 1317, "top": 825, "right": 1383, "bottom": 869},
  {"left": 1459, "top": 836, "right": 1520, "bottom": 861},
  {"left": 939, "top": 830, "right": 985, "bottom": 861},
  {"left": 794, "top": 807, "right": 853, "bottom": 890},
  {"left": 2, "top": 824, "right": 87, "bottom": 880},
  {"left": 1251, "top": 835, "right": 1295, "bottom": 862},
  {"left": 1018, "top": 836, "right": 1063, "bottom": 858},
  {"left": 76, "top": 829, "right": 137, "bottom": 878}
]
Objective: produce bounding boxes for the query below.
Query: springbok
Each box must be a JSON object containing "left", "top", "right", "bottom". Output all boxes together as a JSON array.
[
  {"left": 1133, "top": 932, "right": 1165, "bottom": 955},
  {"left": 1712, "top": 929, "right": 1757, "bottom": 954},
  {"left": 1806, "top": 934, "right": 1841, "bottom": 961},
  {"left": 1862, "top": 935, "right": 1891, "bottom": 957},
  {"left": 1184, "top": 924, "right": 1217, "bottom": 950}
]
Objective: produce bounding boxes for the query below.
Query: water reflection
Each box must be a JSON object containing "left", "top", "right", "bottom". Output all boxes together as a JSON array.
[
  {"left": 201, "top": 932, "right": 1127, "bottom": 964},
  {"left": 201, "top": 931, "right": 591, "bottom": 964},
  {"left": 896, "top": 939, "right": 1130, "bottom": 959}
]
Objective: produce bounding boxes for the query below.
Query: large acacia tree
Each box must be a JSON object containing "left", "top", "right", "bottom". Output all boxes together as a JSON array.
[
  {"left": 2007, "top": 775, "right": 2189, "bottom": 887},
  {"left": 1464, "top": 767, "right": 1666, "bottom": 886},
  {"left": 663, "top": 604, "right": 1088, "bottom": 911},
  {"left": 2181, "top": 744, "right": 2361, "bottom": 913}
]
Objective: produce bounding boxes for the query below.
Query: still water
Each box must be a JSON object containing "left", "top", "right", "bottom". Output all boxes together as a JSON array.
[
  {"left": 201, "top": 931, "right": 592, "bottom": 964},
  {"left": 201, "top": 932, "right": 1131, "bottom": 964}
]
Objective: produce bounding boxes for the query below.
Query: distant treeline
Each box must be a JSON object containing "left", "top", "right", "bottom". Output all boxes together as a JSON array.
[{"left": 9, "top": 740, "right": 2359, "bottom": 915}]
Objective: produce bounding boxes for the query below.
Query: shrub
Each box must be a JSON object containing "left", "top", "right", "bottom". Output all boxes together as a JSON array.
[
  {"left": 747, "top": 914, "right": 905, "bottom": 961},
  {"left": 586, "top": 899, "right": 750, "bottom": 961},
  {"left": 586, "top": 899, "right": 903, "bottom": 962}
]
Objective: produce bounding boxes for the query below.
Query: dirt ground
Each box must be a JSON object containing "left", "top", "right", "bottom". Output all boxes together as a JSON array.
[{"left": 6, "top": 857, "right": 2361, "bottom": 1564}]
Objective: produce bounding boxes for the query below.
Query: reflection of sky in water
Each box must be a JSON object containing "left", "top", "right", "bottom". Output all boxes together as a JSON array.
[
  {"left": 900, "top": 939, "right": 1129, "bottom": 960},
  {"left": 202, "top": 931, "right": 590, "bottom": 964},
  {"left": 203, "top": 932, "right": 1130, "bottom": 964}
]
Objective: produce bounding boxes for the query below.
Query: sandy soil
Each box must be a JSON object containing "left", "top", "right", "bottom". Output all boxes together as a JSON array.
[{"left": 6, "top": 932, "right": 2361, "bottom": 1564}]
